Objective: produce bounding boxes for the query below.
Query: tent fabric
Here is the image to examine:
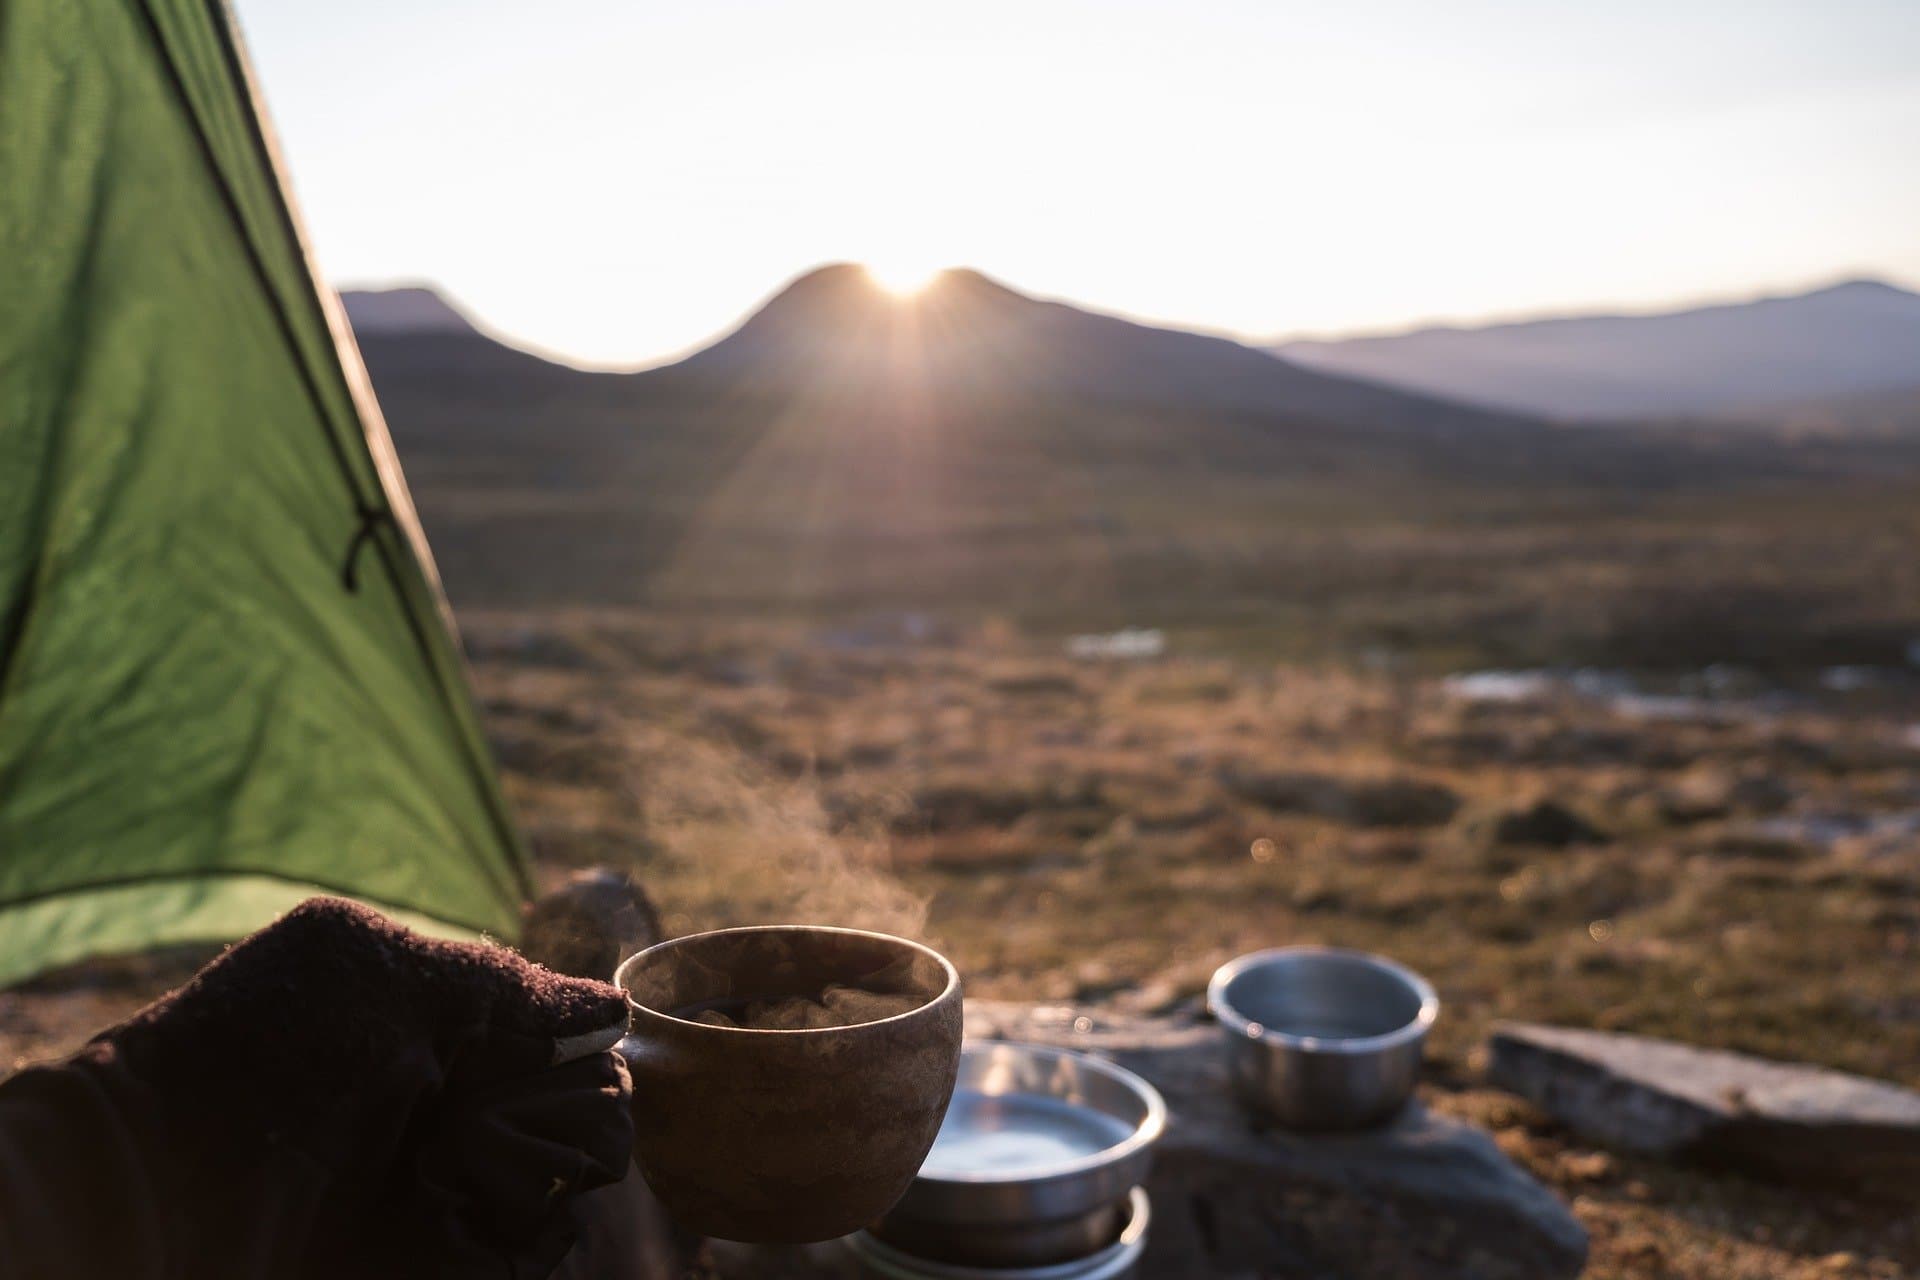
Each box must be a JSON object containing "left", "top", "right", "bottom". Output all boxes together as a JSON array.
[{"left": 0, "top": 0, "right": 531, "bottom": 986}]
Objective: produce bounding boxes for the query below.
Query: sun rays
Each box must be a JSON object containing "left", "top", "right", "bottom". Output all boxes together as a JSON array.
[{"left": 864, "top": 257, "right": 947, "bottom": 298}]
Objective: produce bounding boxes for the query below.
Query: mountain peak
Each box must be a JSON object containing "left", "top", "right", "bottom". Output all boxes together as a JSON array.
[
  {"left": 1799, "top": 277, "right": 1919, "bottom": 305},
  {"left": 341, "top": 285, "right": 477, "bottom": 335},
  {"left": 764, "top": 262, "right": 1008, "bottom": 310},
  {"left": 684, "top": 263, "right": 1038, "bottom": 369},
  {"left": 663, "top": 262, "right": 1521, "bottom": 434}
]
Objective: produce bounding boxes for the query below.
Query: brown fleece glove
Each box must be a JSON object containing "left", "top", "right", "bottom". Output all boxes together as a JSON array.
[{"left": 102, "top": 897, "right": 635, "bottom": 1278}]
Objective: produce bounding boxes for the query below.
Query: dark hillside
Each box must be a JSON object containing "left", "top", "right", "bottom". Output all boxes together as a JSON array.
[{"left": 352, "top": 274, "right": 1920, "bottom": 667}]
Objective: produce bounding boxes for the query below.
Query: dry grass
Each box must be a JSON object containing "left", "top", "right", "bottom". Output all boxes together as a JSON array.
[
  {"left": 4, "top": 611, "right": 1918, "bottom": 1276},
  {"left": 475, "top": 613, "right": 1920, "bottom": 1277}
]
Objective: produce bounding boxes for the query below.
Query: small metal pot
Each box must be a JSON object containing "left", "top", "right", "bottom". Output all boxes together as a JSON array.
[
  {"left": 1207, "top": 947, "right": 1438, "bottom": 1130},
  {"left": 872, "top": 1042, "right": 1164, "bottom": 1268},
  {"left": 850, "top": 1186, "right": 1150, "bottom": 1280}
]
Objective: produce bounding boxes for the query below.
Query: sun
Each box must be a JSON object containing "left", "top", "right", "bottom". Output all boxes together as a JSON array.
[{"left": 864, "top": 255, "right": 945, "bottom": 297}]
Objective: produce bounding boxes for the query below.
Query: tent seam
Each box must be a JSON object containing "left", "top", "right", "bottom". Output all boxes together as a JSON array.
[
  {"left": 117, "top": 0, "right": 529, "bottom": 910},
  {"left": 203, "top": 0, "right": 530, "bottom": 901}
]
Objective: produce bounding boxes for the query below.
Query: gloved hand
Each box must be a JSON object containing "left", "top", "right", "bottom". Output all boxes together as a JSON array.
[{"left": 99, "top": 897, "right": 636, "bottom": 1278}]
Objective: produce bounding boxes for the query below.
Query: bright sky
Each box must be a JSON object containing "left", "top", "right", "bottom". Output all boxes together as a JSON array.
[{"left": 234, "top": 0, "right": 1920, "bottom": 368}]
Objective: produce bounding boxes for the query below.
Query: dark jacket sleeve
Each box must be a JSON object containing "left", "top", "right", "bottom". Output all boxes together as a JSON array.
[
  {"left": 0, "top": 1044, "right": 176, "bottom": 1280},
  {"left": 0, "top": 1038, "right": 359, "bottom": 1280},
  {"left": 0, "top": 1035, "right": 634, "bottom": 1280}
]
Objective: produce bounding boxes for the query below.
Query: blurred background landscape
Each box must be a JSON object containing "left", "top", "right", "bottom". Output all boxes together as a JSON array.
[
  {"left": 348, "top": 267, "right": 1920, "bottom": 671},
  {"left": 340, "top": 259, "right": 1920, "bottom": 1276}
]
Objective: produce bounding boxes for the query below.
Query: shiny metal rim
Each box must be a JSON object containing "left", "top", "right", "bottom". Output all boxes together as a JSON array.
[{"left": 1206, "top": 945, "right": 1439, "bottom": 1054}]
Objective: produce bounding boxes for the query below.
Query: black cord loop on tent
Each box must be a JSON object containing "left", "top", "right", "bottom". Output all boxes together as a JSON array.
[{"left": 341, "top": 504, "right": 395, "bottom": 593}]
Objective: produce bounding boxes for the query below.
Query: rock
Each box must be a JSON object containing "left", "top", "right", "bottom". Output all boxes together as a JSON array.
[
  {"left": 897, "top": 774, "right": 1103, "bottom": 834},
  {"left": 897, "top": 778, "right": 1037, "bottom": 833},
  {"left": 1651, "top": 776, "right": 1734, "bottom": 825},
  {"left": 1483, "top": 799, "right": 1602, "bottom": 849},
  {"left": 1488, "top": 1022, "right": 1920, "bottom": 1191},
  {"left": 520, "top": 868, "right": 663, "bottom": 980},
  {"left": 1647, "top": 770, "right": 1794, "bottom": 826},
  {"left": 1220, "top": 769, "right": 1461, "bottom": 829},
  {"left": 1726, "top": 773, "right": 1793, "bottom": 816},
  {"left": 965, "top": 1002, "right": 1587, "bottom": 1279}
]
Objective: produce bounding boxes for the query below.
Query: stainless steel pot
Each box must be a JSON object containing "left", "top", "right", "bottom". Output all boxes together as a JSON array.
[
  {"left": 871, "top": 1041, "right": 1164, "bottom": 1268},
  {"left": 1207, "top": 946, "right": 1438, "bottom": 1130},
  {"left": 850, "top": 1186, "right": 1150, "bottom": 1280}
]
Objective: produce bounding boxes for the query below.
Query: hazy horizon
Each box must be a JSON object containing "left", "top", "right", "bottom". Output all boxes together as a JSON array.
[
  {"left": 237, "top": 0, "right": 1920, "bottom": 366},
  {"left": 342, "top": 262, "right": 1920, "bottom": 374}
]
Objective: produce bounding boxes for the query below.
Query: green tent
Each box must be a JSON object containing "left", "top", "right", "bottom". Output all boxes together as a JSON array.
[{"left": 0, "top": 0, "right": 531, "bottom": 986}]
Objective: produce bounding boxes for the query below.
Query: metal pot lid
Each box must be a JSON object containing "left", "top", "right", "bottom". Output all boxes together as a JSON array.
[{"left": 917, "top": 1041, "right": 1165, "bottom": 1186}]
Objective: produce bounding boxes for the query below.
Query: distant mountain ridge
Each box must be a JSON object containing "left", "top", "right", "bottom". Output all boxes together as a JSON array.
[
  {"left": 341, "top": 285, "right": 478, "bottom": 335},
  {"left": 1274, "top": 279, "right": 1920, "bottom": 422},
  {"left": 665, "top": 264, "right": 1528, "bottom": 434},
  {"left": 341, "top": 269, "right": 1917, "bottom": 618},
  {"left": 336, "top": 267, "right": 1587, "bottom": 613}
]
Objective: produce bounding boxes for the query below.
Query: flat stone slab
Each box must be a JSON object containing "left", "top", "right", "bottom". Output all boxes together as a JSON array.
[
  {"left": 1489, "top": 1022, "right": 1920, "bottom": 1191},
  {"left": 964, "top": 1002, "right": 1587, "bottom": 1280}
]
